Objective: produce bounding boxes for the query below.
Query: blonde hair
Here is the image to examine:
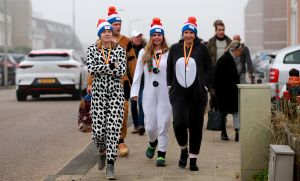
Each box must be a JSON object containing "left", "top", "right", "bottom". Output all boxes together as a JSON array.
[
  {"left": 142, "top": 36, "right": 169, "bottom": 64},
  {"left": 96, "top": 39, "right": 116, "bottom": 49}
]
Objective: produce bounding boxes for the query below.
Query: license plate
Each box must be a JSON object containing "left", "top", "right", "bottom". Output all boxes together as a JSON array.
[{"left": 38, "top": 78, "right": 56, "bottom": 84}]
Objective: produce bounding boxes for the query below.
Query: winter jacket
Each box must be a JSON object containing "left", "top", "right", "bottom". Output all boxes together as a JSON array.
[
  {"left": 207, "top": 35, "right": 231, "bottom": 66},
  {"left": 213, "top": 51, "right": 240, "bottom": 113}
]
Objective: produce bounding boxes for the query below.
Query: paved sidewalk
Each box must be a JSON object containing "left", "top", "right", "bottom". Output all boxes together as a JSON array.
[{"left": 53, "top": 116, "right": 240, "bottom": 181}]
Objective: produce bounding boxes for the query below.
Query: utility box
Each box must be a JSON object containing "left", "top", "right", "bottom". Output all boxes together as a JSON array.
[
  {"left": 268, "top": 145, "right": 295, "bottom": 181},
  {"left": 238, "top": 84, "right": 271, "bottom": 180}
]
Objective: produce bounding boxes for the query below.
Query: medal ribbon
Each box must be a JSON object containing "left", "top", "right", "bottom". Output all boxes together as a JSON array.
[
  {"left": 153, "top": 50, "right": 162, "bottom": 69},
  {"left": 100, "top": 43, "right": 112, "bottom": 64},
  {"left": 183, "top": 41, "right": 193, "bottom": 67}
]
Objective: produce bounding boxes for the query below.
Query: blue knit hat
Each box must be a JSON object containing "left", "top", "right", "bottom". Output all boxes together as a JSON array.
[
  {"left": 97, "top": 19, "right": 113, "bottom": 37},
  {"left": 149, "top": 18, "right": 164, "bottom": 36},
  {"left": 107, "top": 6, "right": 122, "bottom": 24},
  {"left": 182, "top": 17, "right": 197, "bottom": 35}
]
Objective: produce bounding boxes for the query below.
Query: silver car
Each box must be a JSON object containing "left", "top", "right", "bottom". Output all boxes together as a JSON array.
[{"left": 267, "top": 45, "right": 300, "bottom": 98}]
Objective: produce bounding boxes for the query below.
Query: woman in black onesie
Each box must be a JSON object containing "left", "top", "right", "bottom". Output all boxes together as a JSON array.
[{"left": 166, "top": 17, "right": 212, "bottom": 171}]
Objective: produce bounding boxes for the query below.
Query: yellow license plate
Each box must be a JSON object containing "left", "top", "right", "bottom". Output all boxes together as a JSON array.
[{"left": 38, "top": 78, "right": 56, "bottom": 84}]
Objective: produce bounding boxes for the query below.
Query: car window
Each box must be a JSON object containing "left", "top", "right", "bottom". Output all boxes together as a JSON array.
[
  {"left": 27, "top": 53, "right": 70, "bottom": 61},
  {"left": 284, "top": 50, "right": 300, "bottom": 64},
  {"left": 12, "top": 54, "right": 26, "bottom": 64}
]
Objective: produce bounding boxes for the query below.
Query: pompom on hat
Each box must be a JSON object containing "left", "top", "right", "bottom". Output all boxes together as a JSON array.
[
  {"left": 97, "top": 19, "right": 113, "bottom": 37},
  {"left": 107, "top": 6, "right": 122, "bottom": 24},
  {"left": 182, "top": 16, "right": 198, "bottom": 35},
  {"left": 149, "top": 18, "right": 164, "bottom": 36}
]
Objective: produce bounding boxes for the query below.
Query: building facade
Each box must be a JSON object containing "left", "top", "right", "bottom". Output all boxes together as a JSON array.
[
  {"left": 0, "top": 0, "right": 82, "bottom": 54},
  {"left": 32, "top": 17, "right": 83, "bottom": 53},
  {"left": 245, "top": 0, "right": 299, "bottom": 53}
]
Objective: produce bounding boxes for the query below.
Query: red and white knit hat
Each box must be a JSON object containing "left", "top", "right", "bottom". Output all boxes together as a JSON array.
[
  {"left": 150, "top": 18, "right": 164, "bottom": 36},
  {"left": 107, "top": 6, "right": 122, "bottom": 24},
  {"left": 97, "top": 19, "right": 112, "bottom": 37},
  {"left": 182, "top": 16, "right": 197, "bottom": 35}
]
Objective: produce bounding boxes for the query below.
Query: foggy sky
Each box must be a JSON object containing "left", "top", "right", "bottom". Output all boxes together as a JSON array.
[{"left": 32, "top": 0, "right": 249, "bottom": 47}]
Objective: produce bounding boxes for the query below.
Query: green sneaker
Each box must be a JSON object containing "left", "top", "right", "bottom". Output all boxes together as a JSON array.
[
  {"left": 146, "top": 146, "right": 156, "bottom": 159},
  {"left": 156, "top": 157, "right": 166, "bottom": 167}
]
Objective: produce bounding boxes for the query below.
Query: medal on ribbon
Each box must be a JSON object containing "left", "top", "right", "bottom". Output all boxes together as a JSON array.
[
  {"left": 184, "top": 41, "right": 193, "bottom": 72},
  {"left": 152, "top": 50, "right": 162, "bottom": 74}
]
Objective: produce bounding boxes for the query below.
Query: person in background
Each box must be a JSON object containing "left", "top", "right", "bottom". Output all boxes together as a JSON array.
[
  {"left": 207, "top": 19, "right": 232, "bottom": 110},
  {"left": 167, "top": 17, "right": 212, "bottom": 171},
  {"left": 87, "top": 6, "right": 137, "bottom": 157},
  {"left": 86, "top": 19, "right": 126, "bottom": 180},
  {"left": 213, "top": 40, "right": 244, "bottom": 142},
  {"left": 232, "top": 34, "right": 254, "bottom": 84},
  {"left": 131, "top": 18, "right": 172, "bottom": 167},
  {"left": 207, "top": 19, "right": 232, "bottom": 67},
  {"left": 286, "top": 68, "right": 300, "bottom": 94},
  {"left": 130, "top": 30, "right": 146, "bottom": 136}
]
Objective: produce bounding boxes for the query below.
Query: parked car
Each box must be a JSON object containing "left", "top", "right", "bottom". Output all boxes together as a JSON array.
[
  {"left": 267, "top": 45, "right": 300, "bottom": 98},
  {"left": 16, "top": 49, "right": 88, "bottom": 101},
  {"left": 11, "top": 53, "right": 26, "bottom": 64},
  {"left": 0, "top": 54, "right": 19, "bottom": 85},
  {"left": 252, "top": 51, "right": 275, "bottom": 83}
]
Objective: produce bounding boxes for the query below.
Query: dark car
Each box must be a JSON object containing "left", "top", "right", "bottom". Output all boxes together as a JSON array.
[{"left": 0, "top": 54, "right": 18, "bottom": 85}]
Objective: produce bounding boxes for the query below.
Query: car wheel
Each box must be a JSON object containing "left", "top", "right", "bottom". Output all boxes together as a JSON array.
[
  {"left": 16, "top": 90, "right": 27, "bottom": 101},
  {"left": 32, "top": 94, "right": 40, "bottom": 99}
]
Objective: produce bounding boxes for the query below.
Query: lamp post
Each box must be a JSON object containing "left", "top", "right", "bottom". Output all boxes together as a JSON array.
[
  {"left": 291, "top": 0, "right": 298, "bottom": 46},
  {"left": 128, "top": 18, "right": 141, "bottom": 36},
  {"left": 72, "top": 0, "right": 76, "bottom": 49},
  {"left": 3, "top": 0, "right": 8, "bottom": 86}
]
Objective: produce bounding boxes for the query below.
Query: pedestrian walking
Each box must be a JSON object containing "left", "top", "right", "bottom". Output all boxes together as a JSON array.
[
  {"left": 212, "top": 40, "right": 244, "bottom": 142},
  {"left": 232, "top": 34, "right": 254, "bottom": 84},
  {"left": 207, "top": 19, "right": 232, "bottom": 129},
  {"left": 130, "top": 30, "right": 146, "bottom": 135},
  {"left": 86, "top": 19, "right": 126, "bottom": 180},
  {"left": 87, "top": 6, "right": 137, "bottom": 157},
  {"left": 167, "top": 17, "right": 213, "bottom": 171},
  {"left": 131, "top": 18, "right": 172, "bottom": 167},
  {"left": 207, "top": 19, "right": 232, "bottom": 67}
]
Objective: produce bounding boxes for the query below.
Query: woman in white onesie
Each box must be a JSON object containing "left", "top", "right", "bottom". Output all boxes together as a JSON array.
[{"left": 131, "top": 18, "right": 172, "bottom": 167}]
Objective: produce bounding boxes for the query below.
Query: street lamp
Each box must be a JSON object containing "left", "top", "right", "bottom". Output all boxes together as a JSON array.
[
  {"left": 291, "top": 0, "right": 298, "bottom": 46},
  {"left": 128, "top": 18, "right": 141, "bottom": 36},
  {"left": 3, "top": 0, "right": 8, "bottom": 86},
  {"left": 72, "top": 0, "right": 76, "bottom": 49}
]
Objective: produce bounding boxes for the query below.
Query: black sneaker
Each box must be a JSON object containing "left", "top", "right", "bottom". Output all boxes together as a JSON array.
[
  {"left": 139, "top": 127, "right": 145, "bottom": 136},
  {"left": 189, "top": 158, "right": 199, "bottom": 171},
  {"left": 221, "top": 130, "right": 229, "bottom": 141},
  {"left": 178, "top": 148, "right": 188, "bottom": 168}
]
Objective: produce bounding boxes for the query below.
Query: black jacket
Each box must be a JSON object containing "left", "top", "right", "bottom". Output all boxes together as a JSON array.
[{"left": 213, "top": 51, "right": 240, "bottom": 113}]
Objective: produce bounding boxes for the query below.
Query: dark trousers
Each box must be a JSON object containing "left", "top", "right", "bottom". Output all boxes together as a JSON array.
[
  {"left": 130, "top": 85, "right": 144, "bottom": 128},
  {"left": 171, "top": 95, "right": 207, "bottom": 154}
]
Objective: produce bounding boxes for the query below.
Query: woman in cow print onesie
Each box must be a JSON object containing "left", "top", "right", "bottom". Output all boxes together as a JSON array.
[
  {"left": 86, "top": 19, "right": 126, "bottom": 180},
  {"left": 167, "top": 17, "right": 213, "bottom": 171},
  {"left": 131, "top": 18, "right": 172, "bottom": 167}
]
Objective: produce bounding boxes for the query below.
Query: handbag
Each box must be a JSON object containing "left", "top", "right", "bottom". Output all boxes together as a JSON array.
[{"left": 206, "top": 109, "right": 224, "bottom": 131}]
